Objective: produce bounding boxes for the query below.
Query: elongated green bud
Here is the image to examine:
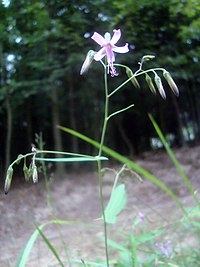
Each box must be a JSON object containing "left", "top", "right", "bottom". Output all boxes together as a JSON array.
[
  {"left": 145, "top": 73, "right": 156, "bottom": 94},
  {"left": 16, "top": 154, "right": 23, "bottom": 165},
  {"left": 23, "top": 162, "right": 30, "bottom": 182},
  {"left": 142, "top": 55, "right": 155, "bottom": 61},
  {"left": 126, "top": 68, "right": 140, "bottom": 88},
  {"left": 32, "top": 163, "right": 38, "bottom": 183},
  {"left": 4, "top": 166, "right": 13, "bottom": 194},
  {"left": 80, "top": 50, "right": 96, "bottom": 75},
  {"left": 154, "top": 74, "right": 166, "bottom": 99},
  {"left": 163, "top": 71, "right": 179, "bottom": 96}
]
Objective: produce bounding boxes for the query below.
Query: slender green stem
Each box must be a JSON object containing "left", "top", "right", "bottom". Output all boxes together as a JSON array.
[
  {"left": 107, "top": 104, "right": 134, "bottom": 121},
  {"left": 97, "top": 64, "right": 110, "bottom": 267},
  {"left": 9, "top": 150, "right": 101, "bottom": 168}
]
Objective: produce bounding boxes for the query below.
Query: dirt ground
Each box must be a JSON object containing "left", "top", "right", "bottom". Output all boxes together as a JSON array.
[{"left": 0, "top": 146, "right": 200, "bottom": 267}]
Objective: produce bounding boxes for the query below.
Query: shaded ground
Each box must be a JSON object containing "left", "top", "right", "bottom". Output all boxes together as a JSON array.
[{"left": 0, "top": 146, "right": 200, "bottom": 266}]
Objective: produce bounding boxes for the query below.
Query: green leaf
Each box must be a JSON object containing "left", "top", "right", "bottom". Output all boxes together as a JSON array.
[
  {"left": 15, "top": 223, "right": 46, "bottom": 267},
  {"left": 15, "top": 220, "right": 78, "bottom": 267},
  {"left": 149, "top": 114, "right": 199, "bottom": 206},
  {"left": 104, "top": 184, "right": 127, "bottom": 224},
  {"left": 35, "top": 156, "right": 108, "bottom": 162},
  {"left": 35, "top": 225, "right": 65, "bottom": 267}
]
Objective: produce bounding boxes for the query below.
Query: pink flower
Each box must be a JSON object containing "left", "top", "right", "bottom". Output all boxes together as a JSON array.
[{"left": 91, "top": 29, "right": 129, "bottom": 77}]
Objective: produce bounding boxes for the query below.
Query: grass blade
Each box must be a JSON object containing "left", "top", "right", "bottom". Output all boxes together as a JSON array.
[
  {"left": 149, "top": 114, "right": 199, "bottom": 205},
  {"left": 35, "top": 156, "right": 108, "bottom": 162},
  {"left": 35, "top": 225, "right": 65, "bottom": 267},
  {"left": 15, "top": 220, "right": 78, "bottom": 267},
  {"left": 15, "top": 223, "right": 46, "bottom": 267}
]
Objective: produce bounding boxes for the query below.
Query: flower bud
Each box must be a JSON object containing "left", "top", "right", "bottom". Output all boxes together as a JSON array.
[
  {"left": 32, "top": 163, "right": 38, "bottom": 183},
  {"left": 154, "top": 74, "right": 166, "bottom": 99},
  {"left": 4, "top": 166, "right": 13, "bottom": 194},
  {"left": 126, "top": 68, "right": 140, "bottom": 88},
  {"left": 16, "top": 154, "right": 23, "bottom": 165},
  {"left": 80, "top": 50, "right": 96, "bottom": 75},
  {"left": 145, "top": 73, "right": 156, "bottom": 94},
  {"left": 163, "top": 71, "right": 179, "bottom": 96},
  {"left": 23, "top": 162, "right": 30, "bottom": 182},
  {"left": 142, "top": 55, "right": 155, "bottom": 61}
]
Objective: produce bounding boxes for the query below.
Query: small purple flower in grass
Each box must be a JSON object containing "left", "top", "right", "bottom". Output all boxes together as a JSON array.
[
  {"left": 155, "top": 240, "right": 173, "bottom": 258},
  {"left": 91, "top": 29, "right": 129, "bottom": 77},
  {"left": 138, "top": 211, "right": 145, "bottom": 222}
]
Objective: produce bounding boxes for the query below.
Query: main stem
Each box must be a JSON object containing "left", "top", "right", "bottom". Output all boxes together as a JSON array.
[{"left": 97, "top": 65, "right": 109, "bottom": 267}]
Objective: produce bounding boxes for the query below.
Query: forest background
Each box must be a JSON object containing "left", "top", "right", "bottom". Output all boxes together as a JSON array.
[{"left": 0, "top": 0, "right": 200, "bottom": 177}]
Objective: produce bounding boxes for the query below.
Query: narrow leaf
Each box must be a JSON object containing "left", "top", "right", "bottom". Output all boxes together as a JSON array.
[
  {"left": 149, "top": 114, "right": 199, "bottom": 205},
  {"left": 15, "top": 220, "right": 78, "bottom": 267},
  {"left": 35, "top": 225, "right": 65, "bottom": 267},
  {"left": 35, "top": 156, "right": 108, "bottom": 162}
]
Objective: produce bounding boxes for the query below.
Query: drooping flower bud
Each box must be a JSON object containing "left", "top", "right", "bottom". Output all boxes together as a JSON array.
[
  {"left": 80, "top": 50, "right": 96, "bottom": 75},
  {"left": 163, "top": 71, "right": 179, "bottom": 96},
  {"left": 154, "top": 74, "right": 166, "bottom": 99},
  {"left": 142, "top": 55, "right": 155, "bottom": 61},
  {"left": 4, "top": 166, "right": 13, "bottom": 194},
  {"left": 23, "top": 161, "right": 30, "bottom": 182},
  {"left": 16, "top": 154, "right": 23, "bottom": 165},
  {"left": 145, "top": 73, "right": 156, "bottom": 94},
  {"left": 126, "top": 68, "right": 140, "bottom": 88},
  {"left": 32, "top": 163, "right": 38, "bottom": 183}
]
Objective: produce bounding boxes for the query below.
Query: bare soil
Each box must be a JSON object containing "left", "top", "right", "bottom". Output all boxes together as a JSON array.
[{"left": 0, "top": 146, "right": 200, "bottom": 267}]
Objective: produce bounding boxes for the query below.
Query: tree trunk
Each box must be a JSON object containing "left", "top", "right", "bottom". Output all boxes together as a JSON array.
[
  {"left": 68, "top": 71, "right": 79, "bottom": 153},
  {"left": 68, "top": 70, "right": 80, "bottom": 169},
  {"left": 0, "top": 44, "right": 12, "bottom": 172},
  {"left": 170, "top": 92, "right": 185, "bottom": 146},
  {"left": 26, "top": 99, "right": 33, "bottom": 148},
  {"left": 5, "top": 97, "right": 12, "bottom": 171},
  {"left": 51, "top": 86, "right": 65, "bottom": 175}
]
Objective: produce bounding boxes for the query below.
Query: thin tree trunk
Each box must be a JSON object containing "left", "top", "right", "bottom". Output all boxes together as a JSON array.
[
  {"left": 0, "top": 44, "right": 12, "bottom": 172},
  {"left": 170, "top": 92, "right": 185, "bottom": 146},
  {"left": 68, "top": 71, "right": 79, "bottom": 153},
  {"left": 26, "top": 99, "right": 33, "bottom": 147},
  {"left": 51, "top": 86, "right": 65, "bottom": 175},
  {"left": 68, "top": 70, "right": 79, "bottom": 169},
  {"left": 5, "top": 97, "right": 12, "bottom": 171}
]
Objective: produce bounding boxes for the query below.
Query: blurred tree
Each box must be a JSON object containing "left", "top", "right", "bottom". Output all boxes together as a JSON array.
[{"left": 112, "top": 0, "right": 200, "bottom": 148}]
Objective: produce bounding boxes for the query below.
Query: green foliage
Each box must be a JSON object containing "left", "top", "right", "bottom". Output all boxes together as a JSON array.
[
  {"left": 35, "top": 225, "right": 65, "bottom": 267},
  {"left": 104, "top": 184, "right": 127, "bottom": 224},
  {"left": 15, "top": 220, "right": 78, "bottom": 267},
  {"left": 149, "top": 114, "right": 199, "bottom": 205}
]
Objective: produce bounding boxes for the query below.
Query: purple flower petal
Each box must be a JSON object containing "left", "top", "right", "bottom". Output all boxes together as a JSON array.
[
  {"left": 94, "top": 47, "right": 106, "bottom": 61},
  {"left": 113, "top": 43, "right": 129, "bottom": 53},
  {"left": 91, "top": 32, "right": 106, "bottom": 46},
  {"left": 105, "top": 46, "right": 115, "bottom": 64},
  {"left": 110, "top": 29, "right": 121, "bottom": 45}
]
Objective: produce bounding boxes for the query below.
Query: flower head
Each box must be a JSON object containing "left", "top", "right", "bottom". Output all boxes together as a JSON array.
[
  {"left": 138, "top": 211, "right": 145, "bottom": 222},
  {"left": 155, "top": 240, "right": 173, "bottom": 258},
  {"left": 91, "top": 29, "right": 129, "bottom": 77}
]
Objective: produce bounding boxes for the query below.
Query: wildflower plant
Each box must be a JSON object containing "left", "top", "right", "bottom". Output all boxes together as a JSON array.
[{"left": 4, "top": 28, "right": 184, "bottom": 267}]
